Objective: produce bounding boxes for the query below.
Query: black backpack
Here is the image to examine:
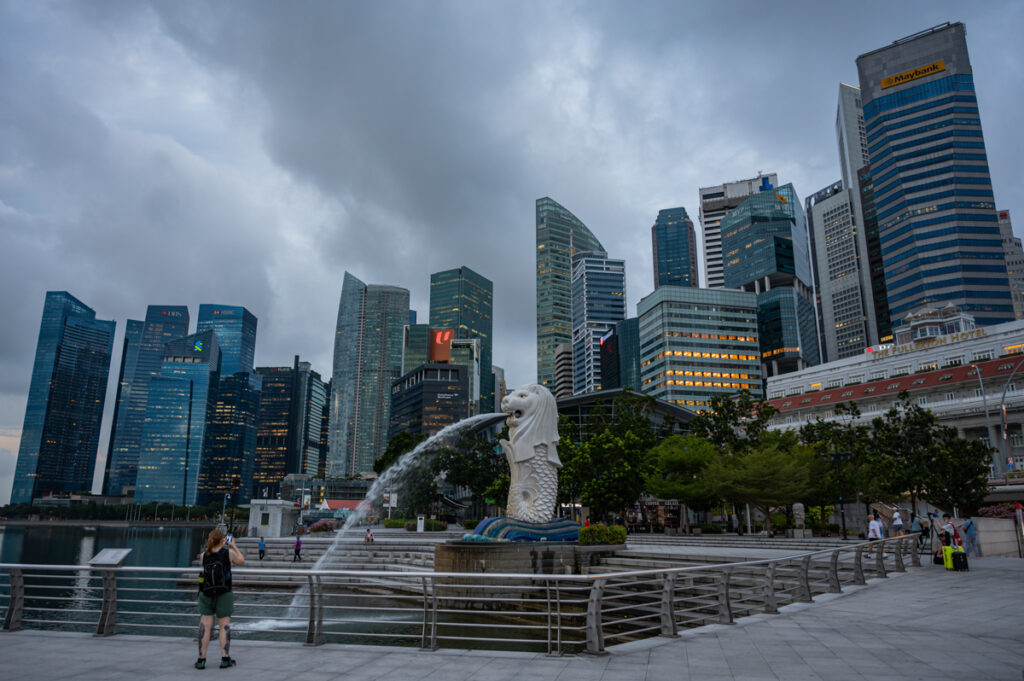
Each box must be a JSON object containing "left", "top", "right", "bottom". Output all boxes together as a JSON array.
[{"left": 200, "top": 550, "right": 230, "bottom": 597}]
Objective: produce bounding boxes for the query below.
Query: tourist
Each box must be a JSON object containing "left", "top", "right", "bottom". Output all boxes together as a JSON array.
[
  {"left": 258, "top": 536, "right": 266, "bottom": 561},
  {"left": 196, "top": 529, "right": 244, "bottom": 669},
  {"left": 365, "top": 527, "right": 374, "bottom": 544},
  {"left": 961, "top": 514, "right": 979, "bottom": 557},
  {"left": 910, "top": 513, "right": 923, "bottom": 548},
  {"left": 891, "top": 509, "right": 904, "bottom": 536},
  {"left": 866, "top": 512, "right": 883, "bottom": 556},
  {"left": 293, "top": 535, "right": 302, "bottom": 562}
]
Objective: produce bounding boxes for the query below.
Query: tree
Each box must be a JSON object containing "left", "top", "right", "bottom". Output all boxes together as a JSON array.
[
  {"left": 645, "top": 435, "right": 716, "bottom": 535},
  {"left": 704, "top": 430, "right": 816, "bottom": 534},
  {"left": 436, "top": 430, "right": 506, "bottom": 519},
  {"left": 375, "top": 432, "right": 437, "bottom": 517},
  {"left": 922, "top": 426, "right": 992, "bottom": 515},
  {"left": 689, "top": 390, "right": 777, "bottom": 456},
  {"left": 869, "top": 392, "right": 943, "bottom": 515},
  {"left": 579, "top": 429, "right": 650, "bottom": 522}
]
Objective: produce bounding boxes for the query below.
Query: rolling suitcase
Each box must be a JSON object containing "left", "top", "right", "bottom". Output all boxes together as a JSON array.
[
  {"left": 941, "top": 545, "right": 955, "bottom": 570},
  {"left": 951, "top": 547, "right": 969, "bottom": 572}
]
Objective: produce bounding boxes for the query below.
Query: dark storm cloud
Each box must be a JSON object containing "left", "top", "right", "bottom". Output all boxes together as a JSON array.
[{"left": 1, "top": 1, "right": 1022, "bottom": 502}]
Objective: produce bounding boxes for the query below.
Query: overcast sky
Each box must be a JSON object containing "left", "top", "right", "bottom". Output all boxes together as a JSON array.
[{"left": 1, "top": 1, "right": 1022, "bottom": 504}]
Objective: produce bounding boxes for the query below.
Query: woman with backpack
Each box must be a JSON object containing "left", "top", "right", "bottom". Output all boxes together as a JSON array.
[{"left": 196, "top": 529, "right": 245, "bottom": 670}]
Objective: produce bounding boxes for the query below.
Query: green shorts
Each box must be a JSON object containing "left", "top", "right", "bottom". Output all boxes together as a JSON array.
[{"left": 198, "top": 591, "right": 234, "bottom": 618}]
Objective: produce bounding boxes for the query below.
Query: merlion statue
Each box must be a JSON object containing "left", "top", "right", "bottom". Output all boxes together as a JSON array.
[{"left": 500, "top": 384, "right": 561, "bottom": 523}]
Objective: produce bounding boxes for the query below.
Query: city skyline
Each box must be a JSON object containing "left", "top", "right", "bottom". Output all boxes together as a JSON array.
[{"left": 2, "top": 4, "right": 1023, "bottom": 503}]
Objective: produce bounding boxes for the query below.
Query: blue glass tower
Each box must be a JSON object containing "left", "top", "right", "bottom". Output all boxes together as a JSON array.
[
  {"left": 856, "top": 22, "right": 1011, "bottom": 327},
  {"left": 198, "top": 370, "right": 261, "bottom": 505},
  {"left": 721, "top": 182, "right": 821, "bottom": 377},
  {"left": 571, "top": 251, "right": 626, "bottom": 394},
  {"left": 652, "top": 207, "right": 698, "bottom": 289},
  {"left": 103, "top": 305, "right": 190, "bottom": 495},
  {"left": 11, "top": 292, "right": 116, "bottom": 504},
  {"left": 134, "top": 330, "right": 220, "bottom": 505},
  {"left": 429, "top": 266, "right": 494, "bottom": 413},
  {"left": 197, "top": 305, "right": 257, "bottom": 375}
]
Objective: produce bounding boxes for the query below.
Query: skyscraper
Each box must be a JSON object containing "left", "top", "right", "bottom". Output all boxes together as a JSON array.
[
  {"left": 11, "top": 292, "right": 116, "bottom": 504},
  {"left": 571, "top": 251, "right": 626, "bottom": 394},
  {"left": 198, "top": 370, "right": 261, "bottom": 505},
  {"left": 197, "top": 305, "right": 258, "bottom": 375},
  {"left": 329, "top": 272, "right": 409, "bottom": 477},
  {"left": 856, "top": 22, "right": 1012, "bottom": 328},
  {"left": 998, "top": 210, "right": 1024, "bottom": 320},
  {"left": 721, "top": 182, "right": 821, "bottom": 377},
  {"left": 389, "top": 363, "right": 470, "bottom": 441},
  {"left": 429, "top": 266, "right": 494, "bottom": 412},
  {"left": 652, "top": 207, "right": 698, "bottom": 289},
  {"left": 638, "top": 287, "right": 762, "bottom": 410},
  {"left": 536, "top": 197, "right": 605, "bottom": 388},
  {"left": 699, "top": 173, "right": 777, "bottom": 288},
  {"left": 104, "top": 305, "right": 190, "bottom": 496},
  {"left": 134, "top": 330, "right": 220, "bottom": 505},
  {"left": 553, "top": 343, "right": 573, "bottom": 399},
  {"left": 599, "top": 317, "right": 641, "bottom": 392},
  {"left": 806, "top": 181, "right": 872, "bottom": 361}
]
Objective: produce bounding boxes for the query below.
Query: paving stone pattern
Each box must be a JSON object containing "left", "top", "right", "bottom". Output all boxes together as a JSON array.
[{"left": 2, "top": 557, "right": 1021, "bottom": 680}]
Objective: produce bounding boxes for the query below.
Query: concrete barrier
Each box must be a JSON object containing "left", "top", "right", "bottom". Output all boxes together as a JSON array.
[{"left": 977, "top": 517, "right": 1022, "bottom": 557}]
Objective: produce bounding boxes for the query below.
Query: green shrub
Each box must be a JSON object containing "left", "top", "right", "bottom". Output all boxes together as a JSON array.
[
  {"left": 403, "top": 519, "right": 447, "bottom": 531},
  {"left": 697, "top": 524, "right": 723, "bottom": 534},
  {"left": 461, "top": 519, "right": 480, "bottom": 530},
  {"left": 384, "top": 518, "right": 409, "bottom": 529},
  {"left": 578, "top": 524, "right": 627, "bottom": 545}
]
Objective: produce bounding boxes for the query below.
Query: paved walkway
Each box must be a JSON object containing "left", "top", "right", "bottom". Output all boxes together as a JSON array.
[{"left": 2, "top": 558, "right": 1021, "bottom": 680}]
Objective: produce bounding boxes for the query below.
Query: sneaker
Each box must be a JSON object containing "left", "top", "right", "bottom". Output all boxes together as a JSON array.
[
  {"left": 220, "top": 657, "right": 236, "bottom": 669},
  {"left": 195, "top": 658, "right": 206, "bottom": 670}
]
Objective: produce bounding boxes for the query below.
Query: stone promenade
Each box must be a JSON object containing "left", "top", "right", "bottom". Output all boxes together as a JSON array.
[{"left": 2, "top": 557, "right": 1021, "bottom": 681}]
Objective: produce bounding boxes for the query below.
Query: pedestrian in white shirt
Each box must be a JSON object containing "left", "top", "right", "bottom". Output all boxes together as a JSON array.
[
  {"left": 891, "top": 509, "right": 904, "bottom": 536},
  {"left": 866, "top": 512, "right": 884, "bottom": 556}
]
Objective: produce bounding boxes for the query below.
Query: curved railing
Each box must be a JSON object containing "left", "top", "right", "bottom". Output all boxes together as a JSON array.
[{"left": 0, "top": 534, "right": 922, "bottom": 654}]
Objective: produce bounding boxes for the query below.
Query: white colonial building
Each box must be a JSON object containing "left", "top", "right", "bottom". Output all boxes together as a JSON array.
[{"left": 765, "top": 306, "right": 1024, "bottom": 476}]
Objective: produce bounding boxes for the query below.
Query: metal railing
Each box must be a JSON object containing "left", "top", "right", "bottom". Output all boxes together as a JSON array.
[{"left": 0, "top": 534, "right": 921, "bottom": 654}]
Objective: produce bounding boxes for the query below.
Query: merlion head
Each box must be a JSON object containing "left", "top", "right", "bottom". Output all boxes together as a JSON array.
[{"left": 501, "top": 383, "right": 560, "bottom": 448}]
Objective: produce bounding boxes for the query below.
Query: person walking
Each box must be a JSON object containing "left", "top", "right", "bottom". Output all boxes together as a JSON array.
[
  {"left": 919, "top": 513, "right": 931, "bottom": 549},
  {"left": 961, "top": 514, "right": 980, "bottom": 557},
  {"left": 866, "top": 512, "right": 884, "bottom": 556},
  {"left": 910, "top": 513, "right": 923, "bottom": 548},
  {"left": 196, "top": 529, "right": 244, "bottom": 669},
  {"left": 891, "top": 509, "right": 904, "bottom": 536},
  {"left": 293, "top": 535, "right": 302, "bottom": 562},
  {"left": 257, "top": 537, "right": 266, "bottom": 561}
]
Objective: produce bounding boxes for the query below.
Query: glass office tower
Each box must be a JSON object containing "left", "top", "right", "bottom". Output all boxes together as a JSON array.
[
  {"left": 198, "top": 370, "right": 261, "bottom": 505},
  {"left": 329, "top": 272, "right": 409, "bottom": 477},
  {"left": 599, "top": 317, "right": 641, "bottom": 392},
  {"left": 430, "top": 266, "right": 494, "bottom": 413},
  {"left": 856, "top": 22, "right": 1011, "bottom": 327},
  {"left": 134, "top": 330, "right": 220, "bottom": 505},
  {"left": 11, "top": 292, "right": 116, "bottom": 504},
  {"left": 652, "top": 207, "right": 698, "bottom": 289},
  {"left": 571, "top": 251, "right": 626, "bottom": 394},
  {"left": 721, "top": 182, "right": 821, "bottom": 377},
  {"left": 104, "top": 305, "right": 190, "bottom": 495},
  {"left": 197, "top": 304, "right": 257, "bottom": 375},
  {"left": 536, "top": 197, "right": 605, "bottom": 388}
]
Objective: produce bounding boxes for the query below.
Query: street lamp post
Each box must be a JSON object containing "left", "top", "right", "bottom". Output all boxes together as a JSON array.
[
  {"left": 823, "top": 448, "right": 851, "bottom": 540},
  {"left": 222, "top": 493, "right": 231, "bottom": 528},
  {"left": 969, "top": 363, "right": 998, "bottom": 477},
  {"left": 999, "top": 356, "right": 1024, "bottom": 479}
]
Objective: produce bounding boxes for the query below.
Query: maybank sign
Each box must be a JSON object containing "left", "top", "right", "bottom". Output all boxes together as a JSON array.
[{"left": 881, "top": 60, "right": 946, "bottom": 89}]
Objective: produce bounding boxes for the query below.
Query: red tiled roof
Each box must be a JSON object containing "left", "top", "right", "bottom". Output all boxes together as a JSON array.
[
  {"left": 768, "top": 356, "right": 1020, "bottom": 412},
  {"left": 324, "top": 499, "right": 370, "bottom": 511}
]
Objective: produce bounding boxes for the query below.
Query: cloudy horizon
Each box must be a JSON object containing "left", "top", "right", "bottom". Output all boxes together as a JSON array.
[{"left": 2, "top": 1, "right": 1022, "bottom": 504}]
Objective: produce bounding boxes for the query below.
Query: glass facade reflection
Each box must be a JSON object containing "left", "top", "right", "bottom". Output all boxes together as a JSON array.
[
  {"left": 198, "top": 370, "right": 261, "bottom": 505},
  {"left": 12, "top": 292, "right": 116, "bottom": 504},
  {"left": 536, "top": 197, "right": 605, "bottom": 388},
  {"left": 652, "top": 207, "right": 698, "bottom": 289},
  {"left": 389, "top": 364, "right": 469, "bottom": 441},
  {"left": 197, "top": 304, "right": 257, "bottom": 375},
  {"left": 571, "top": 251, "right": 626, "bottom": 394},
  {"left": 104, "top": 305, "right": 190, "bottom": 496},
  {"left": 135, "top": 331, "right": 220, "bottom": 505}
]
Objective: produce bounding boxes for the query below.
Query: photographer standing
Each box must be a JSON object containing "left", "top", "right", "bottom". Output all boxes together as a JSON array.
[{"left": 196, "top": 529, "right": 245, "bottom": 669}]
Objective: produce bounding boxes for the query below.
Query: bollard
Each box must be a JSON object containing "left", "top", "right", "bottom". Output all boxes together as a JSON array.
[
  {"left": 875, "top": 543, "right": 887, "bottom": 578},
  {"left": 798, "top": 556, "right": 813, "bottom": 602},
  {"left": 827, "top": 550, "right": 842, "bottom": 593},
  {"left": 893, "top": 539, "right": 906, "bottom": 573},
  {"left": 853, "top": 546, "right": 866, "bottom": 585}
]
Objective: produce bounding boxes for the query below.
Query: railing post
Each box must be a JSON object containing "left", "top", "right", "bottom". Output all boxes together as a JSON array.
[
  {"left": 853, "top": 546, "right": 866, "bottom": 585},
  {"left": 875, "top": 543, "right": 887, "bottom": 578},
  {"left": 419, "top": 576, "right": 431, "bottom": 650},
  {"left": 94, "top": 570, "right": 118, "bottom": 637},
  {"left": 717, "top": 570, "right": 733, "bottom": 625},
  {"left": 827, "top": 550, "right": 842, "bottom": 593},
  {"left": 429, "top": 577, "right": 439, "bottom": 651},
  {"left": 798, "top": 556, "right": 813, "bottom": 602},
  {"left": 659, "top": 573, "right": 678, "bottom": 637},
  {"left": 585, "top": 578, "right": 607, "bottom": 654},
  {"left": 763, "top": 563, "right": 778, "bottom": 614},
  {"left": 910, "top": 536, "right": 921, "bottom": 567},
  {"left": 2, "top": 568, "right": 24, "bottom": 632},
  {"left": 893, "top": 538, "right": 906, "bottom": 573},
  {"left": 303, "top": 574, "right": 321, "bottom": 646}
]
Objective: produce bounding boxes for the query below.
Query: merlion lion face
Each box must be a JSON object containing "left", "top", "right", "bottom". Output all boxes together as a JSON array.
[{"left": 500, "top": 383, "right": 559, "bottom": 446}]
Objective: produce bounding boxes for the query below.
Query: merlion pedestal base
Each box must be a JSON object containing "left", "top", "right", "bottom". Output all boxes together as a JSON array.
[{"left": 464, "top": 516, "right": 580, "bottom": 542}]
